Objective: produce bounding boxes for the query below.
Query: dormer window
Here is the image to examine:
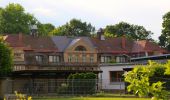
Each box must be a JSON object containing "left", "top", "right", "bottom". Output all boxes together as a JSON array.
[
  {"left": 35, "top": 55, "right": 43, "bottom": 63},
  {"left": 49, "top": 55, "right": 60, "bottom": 63},
  {"left": 116, "top": 56, "right": 126, "bottom": 63},
  {"left": 14, "top": 53, "right": 22, "bottom": 59},
  {"left": 75, "top": 45, "right": 86, "bottom": 51}
]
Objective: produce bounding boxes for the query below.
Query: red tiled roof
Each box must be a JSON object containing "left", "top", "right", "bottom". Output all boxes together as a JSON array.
[
  {"left": 23, "top": 35, "right": 58, "bottom": 52},
  {"left": 4, "top": 34, "right": 58, "bottom": 52},
  {"left": 5, "top": 34, "right": 24, "bottom": 47},
  {"left": 4, "top": 34, "right": 166, "bottom": 54},
  {"left": 90, "top": 37, "right": 134, "bottom": 53},
  {"left": 131, "top": 40, "right": 167, "bottom": 53}
]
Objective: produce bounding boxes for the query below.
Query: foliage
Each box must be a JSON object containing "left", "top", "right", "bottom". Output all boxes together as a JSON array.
[
  {"left": 105, "top": 22, "right": 153, "bottom": 40},
  {"left": 0, "top": 39, "right": 12, "bottom": 76},
  {"left": 37, "top": 23, "right": 55, "bottom": 36},
  {"left": 49, "top": 26, "right": 65, "bottom": 36},
  {"left": 57, "top": 83, "right": 69, "bottom": 95},
  {"left": 164, "top": 60, "right": 170, "bottom": 75},
  {"left": 125, "top": 66, "right": 151, "bottom": 97},
  {"left": 35, "top": 97, "right": 151, "bottom": 100},
  {"left": 159, "top": 11, "right": 170, "bottom": 51},
  {"left": 14, "top": 91, "right": 32, "bottom": 100},
  {"left": 150, "top": 81, "right": 168, "bottom": 100},
  {"left": 0, "top": 3, "right": 56, "bottom": 36},
  {"left": 49, "top": 19, "right": 95, "bottom": 36},
  {"left": 0, "top": 3, "right": 38, "bottom": 34},
  {"left": 124, "top": 61, "right": 169, "bottom": 99},
  {"left": 67, "top": 72, "right": 97, "bottom": 95}
]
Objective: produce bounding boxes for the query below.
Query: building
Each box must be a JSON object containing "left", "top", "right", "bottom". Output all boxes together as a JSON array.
[
  {"left": 99, "top": 54, "right": 170, "bottom": 92},
  {"left": 1, "top": 30, "right": 167, "bottom": 96}
]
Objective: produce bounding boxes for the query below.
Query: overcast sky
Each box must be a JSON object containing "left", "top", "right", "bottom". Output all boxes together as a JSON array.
[{"left": 1, "top": 0, "right": 170, "bottom": 40}]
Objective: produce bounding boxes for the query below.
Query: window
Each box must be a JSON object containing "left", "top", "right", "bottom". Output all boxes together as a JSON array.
[
  {"left": 101, "top": 56, "right": 105, "bottom": 63},
  {"left": 90, "top": 55, "right": 94, "bottom": 63},
  {"left": 110, "top": 71, "right": 124, "bottom": 82},
  {"left": 101, "top": 56, "right": 111, "bottom": 63},
  {"left": 49, "top": 56, "right": 59, "bottom": 63},
  {"left": 116, "top": 56, "right": 125, "bottom": 63},
  {"left": 75, "top": 45, "right": 86, "bottom": 51},
  {"left": 14, "top": 53, "right": 22, "bottom": 59},
  {"left": 35, "top": 55, "right": 43, "bottom": 63},
  {"left": 14, "top": 53, "right": 22, "bottom": 57},
  {"left": 82, "top": 54, "right": 86, "bottom": 62},
  {"left": 68, "top": 55, "right": 72, "bottom": 62},
  {"left": 75, "top": 55, "right": 78, "bottom": 62}
]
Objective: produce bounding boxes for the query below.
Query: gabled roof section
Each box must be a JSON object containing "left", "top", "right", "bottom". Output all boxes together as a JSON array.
[
  {"left": 51, "top": 36, "right": 72, "bottom": 52},
  {"left": 52, "top": 36, "right": 95, "bottom": 52},
  {"left": 65, "top": 37, "right": 95, "bottom": 51},
  {"left": 67, "top": 37, "right": 94, "bottom": 49}
]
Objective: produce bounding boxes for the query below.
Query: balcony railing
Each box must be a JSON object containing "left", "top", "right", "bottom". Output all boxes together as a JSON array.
[
  {"left": 13, "top": 65, "right": 100, "bottom": 72},
  {"left": 131, "top": 59, "right": 168, "bottom": 65},
  {"left": 14, "top": 61, "right": 98, "bottom": 67}
]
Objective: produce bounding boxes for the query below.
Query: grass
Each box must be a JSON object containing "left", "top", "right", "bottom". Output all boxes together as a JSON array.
[{"left": 35, "top": 97, "right": 150, "bottom": 100}]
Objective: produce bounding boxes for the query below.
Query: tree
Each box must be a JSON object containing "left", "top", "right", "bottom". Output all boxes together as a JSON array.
[
  {"left": 50, "top": 19, "right": 95, "bottom": 36},
  {"left": 49, "top": 27, "right": 64, "bottom": 36},
  {"left": 159, "top": 12, "right": 170, "bottom": 51},
  {"left": 0, "top": 3, "right": 38, "bottom": 34},
  {"left": 124, "top": 61, "right": 169, "bottom": 99},
  {"left": 37, "top": 23, "right": 55, "bottom": 36},
  {"left": 105, "top": 22, "right": 153, "bottom": 40},
  {"left": 0, "top": 39, "right": 13, "bottom": 76}
]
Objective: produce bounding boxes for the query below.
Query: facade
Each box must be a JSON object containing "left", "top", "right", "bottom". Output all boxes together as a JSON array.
[{"left": 1, "top": 30, "right": 167, "bottom": 95}]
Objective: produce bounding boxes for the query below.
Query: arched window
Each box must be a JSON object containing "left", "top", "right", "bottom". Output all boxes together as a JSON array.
[{"left": 75, "top": 45, "right": 87, "bottom": 51}]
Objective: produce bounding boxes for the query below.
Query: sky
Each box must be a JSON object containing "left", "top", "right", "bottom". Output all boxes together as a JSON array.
[{"left": 0, "top": 0, "right": 170, "bottom": 40}]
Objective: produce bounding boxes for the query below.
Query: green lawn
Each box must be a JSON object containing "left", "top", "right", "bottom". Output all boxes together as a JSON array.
[{"left": 35, "top": 97, "right": 150, "bottom": 100}]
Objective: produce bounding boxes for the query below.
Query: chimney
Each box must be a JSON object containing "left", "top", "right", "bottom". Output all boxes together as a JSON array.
[
  {"left": 97, "top": 28, "right": 105, "bottom": 40},
  {"left": 30, "top": 25, "right": 38, "bottom": 37},
  {"left": 18, "top": 33, "right": 23, "bottom": 46},
  {"left": 121, "top": 35, "right": 126, "bottom": 49}
]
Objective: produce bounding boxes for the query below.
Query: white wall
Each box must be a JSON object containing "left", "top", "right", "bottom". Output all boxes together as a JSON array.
[{"left": 99, "top": 64, "right": 134, "bottom": 90}]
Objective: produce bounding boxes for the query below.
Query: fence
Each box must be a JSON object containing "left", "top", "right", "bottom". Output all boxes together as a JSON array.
[
  {"left": 4, "top": 79, "right": 101, "bottom": 96},
  {"left": 3, "top": 78, "right": 170, "bottom": 97}
]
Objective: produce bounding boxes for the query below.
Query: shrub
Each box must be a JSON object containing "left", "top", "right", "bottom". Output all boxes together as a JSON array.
[
  {"left": 124, "top": 60, "right": 170, "bottom": 99},
  {"left": 67, "top": 72, "right": 97, "bottom": 95}
]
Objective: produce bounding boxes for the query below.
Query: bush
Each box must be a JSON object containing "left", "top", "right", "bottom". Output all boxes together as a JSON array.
[
  {"left": 57, "top": 83, "right": 69, "bottom": 95},
  {"left": 67, "top": 72, "right": 97, "bottom": 95},
  {"left": 124, "top": 60, "right": 170, "bottom": 99}
]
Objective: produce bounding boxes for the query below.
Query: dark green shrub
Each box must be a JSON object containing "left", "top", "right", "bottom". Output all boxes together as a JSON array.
[{"left": 67, "top": 72, "right": 97, "bottom": 95}]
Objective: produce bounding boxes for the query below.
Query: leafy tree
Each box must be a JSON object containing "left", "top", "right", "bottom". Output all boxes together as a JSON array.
[
  {"left": 105, "top": 22, "right": 153, "bottom": 40},
  {"left": 50, "top": 19, "right": 95, "bottom": 36},
  {"left": 0, "top": 3, "right": 38, "bottom": 34},
  {"left": 0, "top": 39, "right": 13, "bottom": 76},
  {"left": 124, "top": 61, "right": 169, "bottom": 99},
  {"left": 37, "top": 23, "right": 55, "bottom": 36},
  {"left": 159, "top": 12, "right": 170, "bottom": 51}
]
